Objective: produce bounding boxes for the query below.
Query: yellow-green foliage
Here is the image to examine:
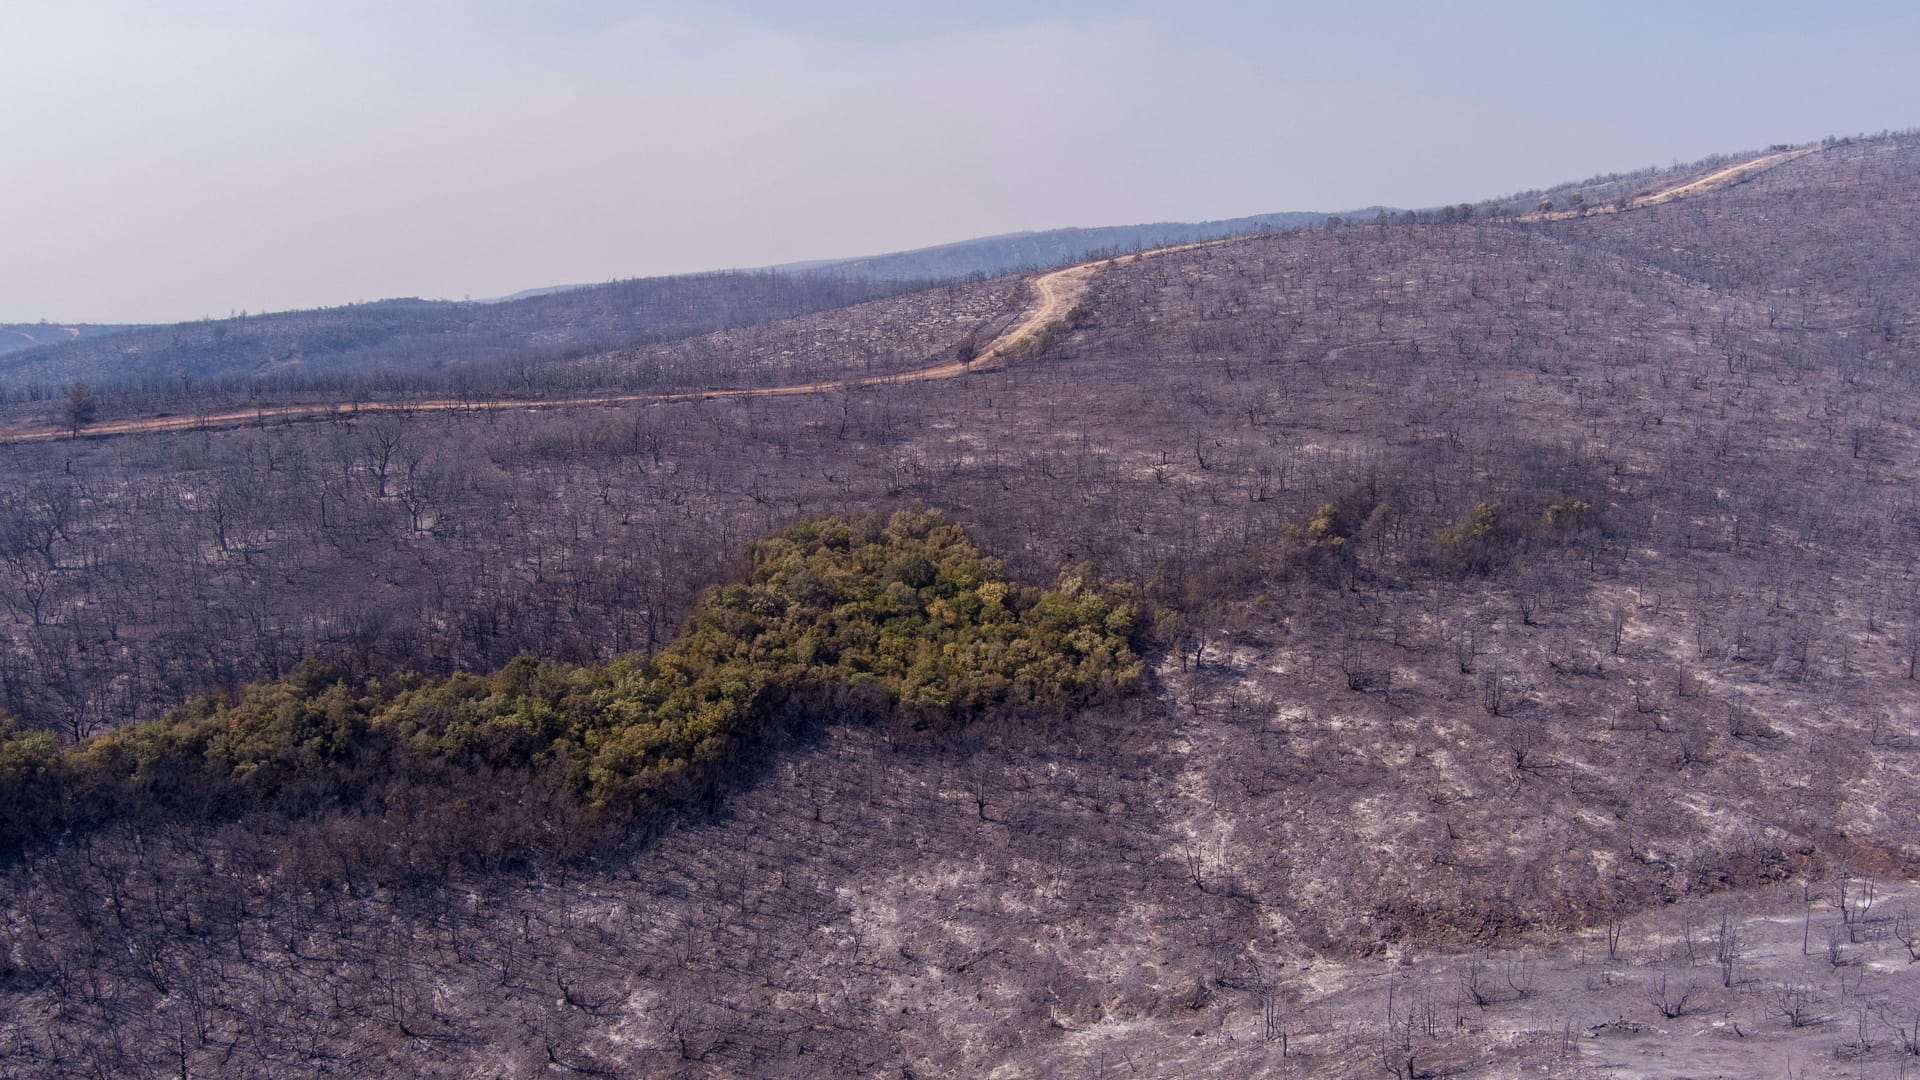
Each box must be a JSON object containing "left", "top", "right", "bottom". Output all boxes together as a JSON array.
[
  {"left": 1434, "top": 500, "right": 1508, "bottom": 575},
  {"left": 0, "top": 510, "right": 1142, "bottom": 845},
  {"left": 1437, "top": 500, "right": 1502, "bottom": 550},
  {"left": 0, "top": 715, "right": 58, "bottom": 805},
  {"left": 1284, "top": 502, "right": 1352, "bottom": 551},
  {"left": 1277, "top": 497, "right": 1392, "bottom": 583},
  {"left": 1433, "top": 496, "right": 1598, "bottom": 575},
  {"left": 1542, "top": 498, "right": 1592, "bottom": 530}
]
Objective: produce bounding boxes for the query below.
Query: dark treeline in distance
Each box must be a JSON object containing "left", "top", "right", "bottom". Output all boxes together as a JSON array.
[{"left": 0, "top": 270, "right": 937, "bottom": 403}]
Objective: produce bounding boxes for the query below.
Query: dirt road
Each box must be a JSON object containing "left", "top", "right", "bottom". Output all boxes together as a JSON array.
[
  {"left": 1517, "top": 145, "right": 1818, "bottom": 223},
  {"left": 0, "top": 243, "right": 1207, "bottom": 444}
]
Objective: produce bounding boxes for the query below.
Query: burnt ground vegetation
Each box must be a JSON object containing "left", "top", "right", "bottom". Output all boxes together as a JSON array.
[
  {"left": 0, "top": 271, "right": 930, "bottom": 402},
  {"left": 2, "top": 132, "right": 1920, "bottom": 1075}
]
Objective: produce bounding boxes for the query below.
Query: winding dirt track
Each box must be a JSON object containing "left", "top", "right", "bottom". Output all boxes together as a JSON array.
[
  {"left": 1, "top": 145, "right": 1819, "bottom": 445},
  {"left": 1517, "top": 145, "right": 1817, "bottom": 222},
  {"left": 0, "top": 244, "right": 1206, "bottom": 445}
]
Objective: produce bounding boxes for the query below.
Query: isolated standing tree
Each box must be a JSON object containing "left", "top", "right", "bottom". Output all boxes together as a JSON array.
[{"left": 61, "top": 381, "right": 97, "bottom": 434}]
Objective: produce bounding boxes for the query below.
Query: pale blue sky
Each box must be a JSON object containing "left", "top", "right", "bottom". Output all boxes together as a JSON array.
[{"left": 4, "top": 1, "right": 1915, "bottom": 322}]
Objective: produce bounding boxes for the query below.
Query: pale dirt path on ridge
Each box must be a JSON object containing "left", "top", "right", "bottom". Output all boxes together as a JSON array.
[
  {"left": 1626, "top": 145, "right": 1818, "bottom": 208},
  {"left": 0, "top": 243, "right": 1207, "bottom": 444},
  {"left": 1517, "top": 145, "right": 1818, "bottom": 222}
]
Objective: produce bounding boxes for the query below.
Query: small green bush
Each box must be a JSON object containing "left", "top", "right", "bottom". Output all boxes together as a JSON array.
[{"left": 1433, "top": 495, "right": 1599, "bottom": 575}]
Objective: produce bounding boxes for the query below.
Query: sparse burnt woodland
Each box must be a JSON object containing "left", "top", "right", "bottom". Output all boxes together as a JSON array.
[
  {"left": 0, "top": 270, "right": 934, "bottom": 404},
  {"left": 4, "top": 133, "right": 1920, "bottom": 1076},
  {"left": 546, "top": 276, "right": 1026, "bottom": 394}
]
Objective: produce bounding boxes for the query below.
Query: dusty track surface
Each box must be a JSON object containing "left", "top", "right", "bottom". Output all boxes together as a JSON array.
[
  {"left": 1517, "top": 145, "right": 1819, "bottom": 222},
  {"left": 0, "top": 245, "right": 1210, "bottom": 445}
]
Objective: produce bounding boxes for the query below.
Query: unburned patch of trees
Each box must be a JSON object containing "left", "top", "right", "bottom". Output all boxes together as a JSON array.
[{"left": 0, "top": 509, "right": 1142, "bottom": 861}]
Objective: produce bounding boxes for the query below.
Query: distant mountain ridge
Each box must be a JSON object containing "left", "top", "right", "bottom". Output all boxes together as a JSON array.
[
  {"left": 0, "top": 207, "right": 1386, "bottom": 393},
  {"left": 473, "top": 208, "right": 1389, "bottom": 304},
  {"left": 0, "top": 322, "right": 147, "bottom": 360},
  {"left": 769, "top": 208, "right": 1393, "bottom": 281},
  {"left": 0, "top": 272, "right": 924, "bottom": 396}
]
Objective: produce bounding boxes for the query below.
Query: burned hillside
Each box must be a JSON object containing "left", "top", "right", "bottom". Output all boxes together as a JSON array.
[{"left": 5, "top": 133, "right": 1920, "bottom": 1076}]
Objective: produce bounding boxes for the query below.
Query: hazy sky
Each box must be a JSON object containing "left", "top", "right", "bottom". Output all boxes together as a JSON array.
[{"left": 5, "top": 1, "right": 1916, "bottom": 322}]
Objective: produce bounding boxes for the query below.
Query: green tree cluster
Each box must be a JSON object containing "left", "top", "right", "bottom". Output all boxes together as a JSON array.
[{"left": 0, "top": 510, "right": 1143, "bottom": 855}]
